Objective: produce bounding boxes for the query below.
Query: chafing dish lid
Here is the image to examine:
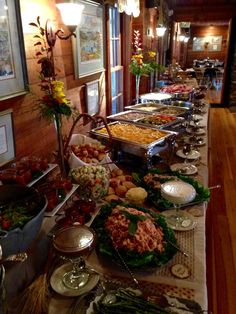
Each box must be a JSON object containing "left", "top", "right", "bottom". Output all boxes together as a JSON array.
[{"left": 53, "top": 225, "right": 95, "bottom": 254}]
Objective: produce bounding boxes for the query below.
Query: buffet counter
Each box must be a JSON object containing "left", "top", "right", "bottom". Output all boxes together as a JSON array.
[{"left": 5, "top": 104, "right": 209, "bottom": 314}]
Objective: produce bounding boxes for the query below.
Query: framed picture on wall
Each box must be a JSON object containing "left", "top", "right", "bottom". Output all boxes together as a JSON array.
[
  {"left": 208, "top": 36, "right": 222, "bottom": 52},
  {"left": 73, "top": 0, "right": 105, "bottom": 78},
  {"left": 0, "top": 109, "right": 15, "bottom": 166},
  {"left": 86, "top": 80, "right": 100, "bottom": 116},
  {"left": 192, "top": 37, "right": 205, "bottom": 51},
  {"left": 0, "top": 0, "right": 28, "bottom": 100}
]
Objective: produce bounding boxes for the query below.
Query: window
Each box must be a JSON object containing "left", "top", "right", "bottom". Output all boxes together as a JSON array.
[{"left": 109, "top": 6, "right": 123, "bottom": 114}]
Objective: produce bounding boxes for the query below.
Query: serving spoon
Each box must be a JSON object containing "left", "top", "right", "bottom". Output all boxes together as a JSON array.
[{"left": 0, "top": 252, "right": 27, "bottom": 265}]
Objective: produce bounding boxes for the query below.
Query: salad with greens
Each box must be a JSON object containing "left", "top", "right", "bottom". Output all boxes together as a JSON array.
[{"left": 0, "top": 196, "right": 43, "bottom": 231}]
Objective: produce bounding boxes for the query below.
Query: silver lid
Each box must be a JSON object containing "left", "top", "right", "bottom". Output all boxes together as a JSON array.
[{"left": 53, "top": 225, "right": 95, "bottom": 254}]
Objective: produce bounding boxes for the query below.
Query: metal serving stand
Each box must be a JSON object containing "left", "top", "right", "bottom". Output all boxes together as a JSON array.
[{"left": 90, "top": 121, "right": 177, "bottom": 168}]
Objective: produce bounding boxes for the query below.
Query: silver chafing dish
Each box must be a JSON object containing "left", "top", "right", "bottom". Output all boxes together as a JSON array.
[
  {"left": 134, "top": 114, "right": 183, "bottom": 130},
  {"left": 90, "top": 121, "right": 177, "bottom": 167},
  {"left": 168, "top": 100, "right": 193, "bottom": 109},
  {"left": 107, "top": 110, "right": 183, "bottom": 129},
  {"left": 125, "top": 103, "right": 164, "bottom": 112},
  {"left": 155, "top": 105, "right": 189, "bottom": 116},
  {"left": 171, "top": 91, "right": 194, "bottom": 101},
  {"left": 107, "top": 110, "right": 151, "bottom": 122}
]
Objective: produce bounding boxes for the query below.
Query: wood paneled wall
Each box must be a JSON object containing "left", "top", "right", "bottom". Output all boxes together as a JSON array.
[
  {"left": 185, "top": 25, "right": 229, "bottom": 68},
  {"left": 0, "top": 0, "right": 106, "bottom": 164}
]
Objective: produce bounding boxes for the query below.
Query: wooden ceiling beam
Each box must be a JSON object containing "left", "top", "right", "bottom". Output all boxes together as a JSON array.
[{"left": 173, "top": 4, "right": 236, "bottom": 22}]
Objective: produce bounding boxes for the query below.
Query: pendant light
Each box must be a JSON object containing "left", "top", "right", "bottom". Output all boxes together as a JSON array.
[{"left": 117, "top": 0, "right": 140, "bottom": 17}]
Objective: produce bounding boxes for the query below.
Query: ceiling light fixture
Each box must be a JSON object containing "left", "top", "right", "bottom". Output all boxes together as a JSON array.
[{"left": 117, "top": 0, "right": 140, "bottom": 18}]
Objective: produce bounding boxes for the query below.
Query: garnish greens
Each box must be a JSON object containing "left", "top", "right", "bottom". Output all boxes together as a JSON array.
[
  {"left": 132, "top": 169, "right": 210, "bottom": 211},
  {"left": 92, "top": 202, "right": 177, "bottom": 268}
]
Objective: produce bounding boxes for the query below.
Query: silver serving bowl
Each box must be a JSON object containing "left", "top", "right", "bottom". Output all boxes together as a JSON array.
[
  {"left": 0, "top": 185, "right": 47, "bottom": 257},
  {"left": 172, "top": 91, "right": 193, "bottom": 101},
  {"left": 169, "top": 100, "right": 193, "bottom": 109}
]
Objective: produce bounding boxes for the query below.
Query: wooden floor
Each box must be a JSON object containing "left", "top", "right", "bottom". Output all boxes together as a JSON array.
[{"left": 207, "top": 94, "right": 236, "bottom": 314}]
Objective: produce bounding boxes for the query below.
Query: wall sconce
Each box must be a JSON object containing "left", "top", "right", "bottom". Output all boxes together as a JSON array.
[
  {"left": 118, "top": 0, "right": 140, "bottom": 17},
  {"left": 56, "top": 1, "right": 84, "bottom": 31},
  {"left": 156, "top": 25, "right": 166, "bottom": 37},
  {"left": 179, "top": 35, "right": 185, "bottom": 42},
  {"left": 45, "top": 2, "right": 84, "bottom": 49},
  {"left": 184, "top": 36, "right": 190, "bottom": 43},
  {"left": 39, "top": 1, "right": 84, "bottom": 80}
]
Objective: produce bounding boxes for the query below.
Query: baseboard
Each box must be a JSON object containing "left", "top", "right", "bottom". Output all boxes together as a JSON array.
[
  {"left": 209, "top": 103, "right": 225, "bottom": 108},
  {"left": 229, "top": 106, "right": 236, "bottom": 112}
]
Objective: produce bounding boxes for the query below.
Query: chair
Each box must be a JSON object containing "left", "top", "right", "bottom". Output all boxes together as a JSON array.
[
  {"left": 194, "top": 68, "right": 205, "bottom": 84},
  {"left": 213, "top": 71, "right": 224, "bottom": 90}
]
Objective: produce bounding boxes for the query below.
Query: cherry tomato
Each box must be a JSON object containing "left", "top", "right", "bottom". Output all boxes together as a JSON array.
[{"left": 2, "top": 219, "right": 11, "bottom": 230}]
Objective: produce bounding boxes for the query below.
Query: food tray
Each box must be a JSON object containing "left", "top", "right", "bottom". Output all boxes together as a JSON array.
[
  {"left": 27, "top": 164, "right": 58, "bottom": 187},
  {"left": 134, "top": 113, "right": 183, "bottom": 129},
  {"left": 107, "top": 110, "right": 151, "bottom": 122},
  {"left": 44, "top": 184, "right": 79, "bottom": 217},
  {"left": 90, "top": 121, "right": 177, "bottom": 158},
  {"left": 125, "top": 103, "right": 164, "bottom": 112},
  {"left": 169, "top": 100, "right": 193, "bottom": 109},
  {"left": 155, "top": 105, "right": 189, "bottom": 116}
]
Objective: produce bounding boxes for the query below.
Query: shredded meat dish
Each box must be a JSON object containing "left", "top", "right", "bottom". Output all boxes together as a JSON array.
[
  {"left": 105, "top": 205, "right": 164, "bottom": 254},
  {"left": 143, "top": 173, "right": 177, "bottom": 190}
]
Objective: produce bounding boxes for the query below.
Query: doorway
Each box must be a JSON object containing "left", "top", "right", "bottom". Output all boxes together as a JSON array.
[{"left": 171, "top": 21, "right": 229, "bottom": 105}]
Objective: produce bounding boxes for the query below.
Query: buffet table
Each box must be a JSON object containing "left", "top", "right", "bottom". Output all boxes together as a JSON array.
[
  {"left": 5, "top": 103, "right": 209, "bottom": 314},
  {"left": 85, "top": 105, "right": 209, "bottom": 311}
]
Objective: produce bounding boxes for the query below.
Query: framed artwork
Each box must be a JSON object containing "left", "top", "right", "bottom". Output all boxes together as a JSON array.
[
  {"left": 86, "top": 80, "right": 100, "bottom": 116},
  {"left": 208, "top": 36, "right": 222, "bottom": 52},
  {"left": 0, "top": 0, "right": 28, "bottom": 100},
  {"left": 192, "top": 36, "right": 222, "bottom": 52},
  {"left": 73, "top": 0, "right": 105, "bottom": 78},
  {"left": 192, "top": 37, "right": 205, "bottom": 51},
  {"left": 0, "top": 109, "right": 15, "bottom": 166}
]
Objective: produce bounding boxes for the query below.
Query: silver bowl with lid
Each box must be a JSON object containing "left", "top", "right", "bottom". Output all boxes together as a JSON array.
[{"left": 53, "top": 225, "right": 96, "bottom": 256}]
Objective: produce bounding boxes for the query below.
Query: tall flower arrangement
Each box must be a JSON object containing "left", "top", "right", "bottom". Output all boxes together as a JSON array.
[
  {"left": 30, "top": 17, "right": 76, "bottom": 177},
  {"left": 130, "top": 30, "right": 159, "bottom": 76},
  {"left": 30, "top": 17, "right": 73, "bottom": 120},
  {"left": 130, "top": 30, "right": 163, "bottom": 102}
]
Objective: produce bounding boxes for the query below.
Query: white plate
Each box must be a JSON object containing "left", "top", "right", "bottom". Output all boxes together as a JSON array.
[
  {"left": 176, "top": 149, "right": 201, "bottom": 160},
  {"left": 184, "top": 137, "right": 206, "bottom": 146},
  {"left": 191, "top": 114, "right": 203, "bottom": 121},
  {"left": 188, "top": 121, "right": 205, "bottom": 128},
  {"left": 27, "top": 163, "right": 58, "bottom": 187},
  {"left": 50, "top": 263, "right": 100, "bottom": 297},
  {"left": 161, "top": 209, "right": 197, "bottom": 231},
  {"left": 186, "top": 127, "right": 206, "bottom": 135},
  {"left": 140, "top": 92, "right": 172, "bottom": 101},
  {"left": 170, "top": 163, "right": 198, "bottom": 175}
]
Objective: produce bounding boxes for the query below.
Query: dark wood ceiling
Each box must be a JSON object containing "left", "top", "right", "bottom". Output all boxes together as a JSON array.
[{"left": 168, "top": 0, "right": 236, "bottom": 23}]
